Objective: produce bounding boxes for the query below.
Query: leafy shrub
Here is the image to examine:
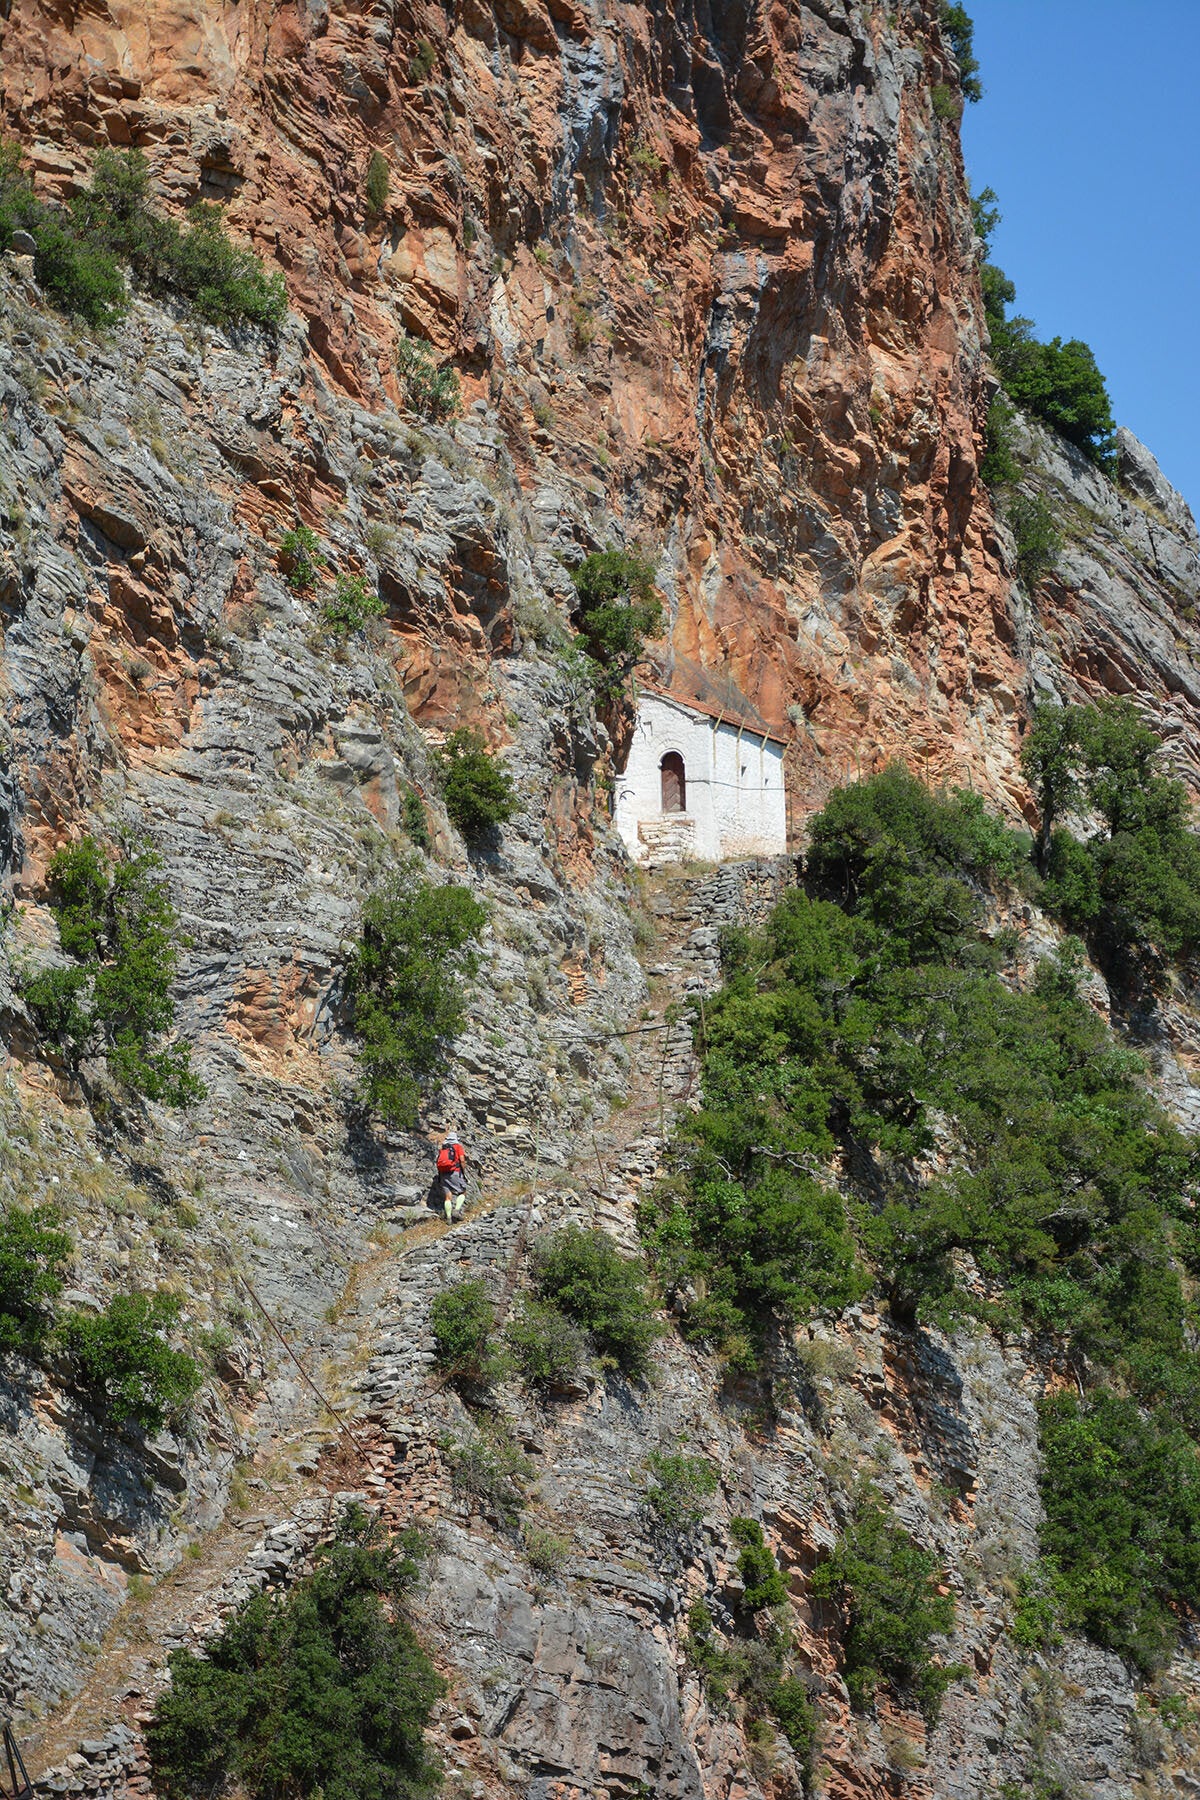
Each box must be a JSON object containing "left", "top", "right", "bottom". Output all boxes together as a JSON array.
[
  {"left": 530, "top": 1226, "right": 659, "bottom": 1380},
  {"left": 277, "top": 524, "right": 324, "bottom": 591},
  {"left": 683, "top": 1600, "right": 815, "bottom": 1773},
  {"left": 365, "top": 150, "right": 390, "bottom": 215},
  {"left": 0, "top": 140, "right": 126, "bottom": 325},
  {"left": 77, "top": 149, "right": 286, "bottom": 328},
  {"left": 436, "top": 729, "right": 518, "bottom": 840},
  {"left": 321, "top": 573, "right": 386, "bottom": 637},
  {"left": 523, "top": 1523, "right": 571, "bottom": 1576},
  {"left": 401, "top": 785, "right": 431, "bottom": 851},
  {"left": 408, "top": 36, "right": 437, "bottom": 82},
  {"left": 730, "top": 1517, "right": 789, "bottom": 1611},
  {"left": 60, "top": 1291, "right": 201, "bottom": 1433},
  {"left": 938, "top": 2, "right": 982, "bottom": 100},
  {"left": 1006, "top": 490, "right": 1062, "bottom": 589},
  {"left": 1022, "top": 699, "right": 1200, "bottom": 968},
  {"left": 430, "top": 1280, "right": 495, "bottom": 1385},
  {"left": 22, "top": 836, "right": 203, "bottom": 1105},
  {"left": 0, "top": 144, "right": 285, "bottom": 330},
  {"left": 571, "top": 548, "right": 662, "bottom": 700},
  {"left": 1037, "top": 1393, "right": 1200, "bottom": 1673},
  {"left": 504, "top": 1295, "right": 587, "bottom": 1392},
  {"left": 396, "top": 335, "right": 461, "bottom": 420},
  {"left": 811, "top": 1501, "right": 958, "bottom": 1721},
  {"left": 770, "top": 1675, "right": 818, "bottom": 1773},
  {"left": 645, "top": 1452, "right": 718, "bottom": 1531},
  {"left": 0, "top": 1206, "right": 72, "bottom": 1354},
  {"left": 345, "top": 868, "right": 486, "bottom": 1127},
  {"left": 981, "top": 393, "right": 1020, "bottom": 487},
  {"left": 19, "top": 965, "right": 93, "bottom": 1064},
  {"left": 447, "top": 1422, "right": 532, "bottom": 1528},
  {"left": 930, "top": 83, "right": 960, "bottom": 122},
  {"left": 146, "top": 1507, "right": 442, "bottom": 1800}
]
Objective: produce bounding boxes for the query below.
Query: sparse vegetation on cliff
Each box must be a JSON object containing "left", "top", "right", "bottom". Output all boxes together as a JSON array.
[
  {"left": 395, "top": 334, "right": 462, "bottom": 421},
  {"left": 571, "top": 548, "right": 662, "bottom": 700},
  {"left": 23, "top": 835, "right": 204, "bottom": 1106},
  {"left": 146, "top": 1507, "right": 443, "bottom": 1800},
  {"left": 60, "top": 1291, "right": 201, "bottom": 1434},
  {"left": 530, "top": 1226, "right": 659, "bottom": 1380},
  {"left": 345, "top": 867, "right": 486, "bottom": 1127},
  {"left": 812, "top": 1499, "right": 959, "bottom": 1720},
  {"left": 436, "top": 729, "right": 518, "bottom": 840},
  {"left": 0, "top": 144, "right": 286, "bottom": 329},
  {"left": 938, "top": 3, "right": 982, "bottom": 102}
]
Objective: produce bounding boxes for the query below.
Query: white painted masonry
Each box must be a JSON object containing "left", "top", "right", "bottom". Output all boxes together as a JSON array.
[{"left": 614, "top": 689, "right": 787, "bottom": 863}]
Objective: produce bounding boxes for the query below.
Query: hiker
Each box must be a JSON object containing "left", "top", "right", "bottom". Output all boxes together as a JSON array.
[{"left": 436, "top": 1131, "right": 468, "bottom": 1221}]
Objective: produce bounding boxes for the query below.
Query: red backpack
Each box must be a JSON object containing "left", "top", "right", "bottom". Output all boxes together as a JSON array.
[{"left": 436, "top": 1142, "right": 463, "bottom": 1175}]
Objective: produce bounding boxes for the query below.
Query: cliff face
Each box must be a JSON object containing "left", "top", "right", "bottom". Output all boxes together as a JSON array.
[{"left": 2, "top": 1, "right": 1200, "bottom": 1797}]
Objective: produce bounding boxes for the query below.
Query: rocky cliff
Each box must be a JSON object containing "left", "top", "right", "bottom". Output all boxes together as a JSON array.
[{"left": 2, "top": 1, "right": 1200, "bottom": 1797}]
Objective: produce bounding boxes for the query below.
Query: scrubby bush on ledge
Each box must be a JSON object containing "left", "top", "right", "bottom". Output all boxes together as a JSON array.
[
  {"left": 60, "top": 1291, "right": 201, "bottom": 1434},
  {"left": 21, "top": 834, "right": 204, "bottom": 1106},
  {"left": 437, "top": 728, "right": 518, "bottom": 840},
  {"left": 812, "top": 1499, "right": 960, "bottom": 1721},
  {"left": 571, "top": 547, "right": 662, "bottom": 701},
  {"left": 0, "top": 143, "right": 286, "bottom": 330},
  {"left": 146, "top": 1506, "right": 443, "bottom": 1800},
  {"left": 530, "top": 1226, "right": 659, "bottom": 1380},
  {"left": 0, "top": 1205, "right": 72, "bottom": 1356},
  {"left": 345, "top": 866, "right": 486, "bottom": 1127}
]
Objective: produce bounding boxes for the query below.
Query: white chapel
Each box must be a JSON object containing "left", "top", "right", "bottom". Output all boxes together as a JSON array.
[{"left": 614, "top": 661, "right": 788, "bottom": 864}]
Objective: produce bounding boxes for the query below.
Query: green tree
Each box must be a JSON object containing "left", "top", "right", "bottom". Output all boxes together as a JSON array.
[
  {"left": 938, "top": 3, "right": 982, "bottom": 102},
  {"left": 345, "top": 868, "right": 486, "bottom": 1126},
  {"left": 504, "top": 1296, "right": 587, "bottom": 1392},
  {"left": 146, "top": 1507, "right": 443, "bottom": 1800},
  {"left": 729, "top": 1518, "right": 789, "bottom": 1611},
  {"left": 811, "top": 1501, "right": 958, "bottom": 1720},
  {"left": 1038, "top": 1393, "right": 1200, "bottom": 1673},
  {"left": 0, "top": 1206, "right": 72, "bottom": 1355},
  {"left": 980, "top": 394, "right": 1020, "bottom": 487},
  {"left": 365, "top": 151, "right": 390, "bottom": 215},
  {"left": 278, "top": 525, "right": 325, "bottom": 591},
  {"left": 530, "top": 1226, "right": 659, "bottom": 1380},
  {"left": 1020, "top": 703, "right": 1085, "bottom": 873},
  {"left": 22, "top": 836, "right": 203, "bottom": 1105},
  {"left": 437, "top": 729, "right": 518, "bottom": 839},
  {"left": 1077, "top": 698, "right": 1186, "bottom": 838},
  {"left": 321, "top": 573, "right": 386, "bottom": 637},
  {"left": 60, "top": 1291, "right": 201, "bottom": 1433},
  {"left": 571, "top": 548, "right": 662, "bottom": 700},
  {"left": 1006, "top": 491, "right": 1062, "bottom": 590},
  {"left": 645, "top": 1453, "right": 719, "bottom": 1531}
]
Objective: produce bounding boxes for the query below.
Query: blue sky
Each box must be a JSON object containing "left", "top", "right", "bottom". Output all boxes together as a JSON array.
[{"left": 960, "top": 1, "right": 1200, "bottom": 516}]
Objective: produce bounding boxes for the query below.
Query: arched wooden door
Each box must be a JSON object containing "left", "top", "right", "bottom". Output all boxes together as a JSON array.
[{"left": 660, "top": 752, "right": 686, "bottom": 813}]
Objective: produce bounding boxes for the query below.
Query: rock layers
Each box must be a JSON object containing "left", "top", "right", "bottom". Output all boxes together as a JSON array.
[{"left": 2, "top": 1, "right": 1200, "bottom": 1797}]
